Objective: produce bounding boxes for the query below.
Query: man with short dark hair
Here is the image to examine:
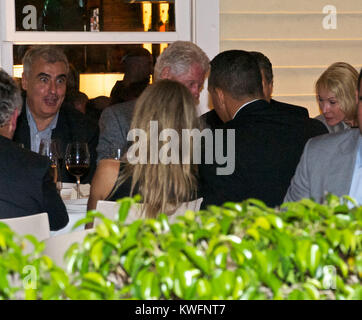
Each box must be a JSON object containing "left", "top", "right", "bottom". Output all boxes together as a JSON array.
[
  {"left": 13, "top": 45, "right": 99, "bottom": 183},
  {"left": 0, "top": 68, "right": 68, "bottom": 230},
  {"left": 202, "top": 51, "right": 328, "bottom": 133},
  {"left": 284, "top": 68, "right": 362, "bottom": 204},
  {"left": 249, "top": 51, "right": 310, "bottom": 117},
  {"left": 198, "top": 50, "right": 327, "bottom": 208}
]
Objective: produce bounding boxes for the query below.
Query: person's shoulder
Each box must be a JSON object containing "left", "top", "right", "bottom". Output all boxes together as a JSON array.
[
  {"left": 200, "top": 109, "right": 223, "bottom": 128},
  {"left": 3, "top": 141, "right": 49, "bottom": 174},
  {"left": 270, "top": 99, "right": 309, "bottom": 117},
  {"left": 308, "top": 128, "right": 357, "bottom": 150}
]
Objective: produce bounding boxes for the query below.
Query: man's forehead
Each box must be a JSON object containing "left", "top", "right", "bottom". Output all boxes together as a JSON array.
[
  {"left": 177, "top": 64, "right": 205, "bottom": 81},
  {"left": 30, "top": 58, "right": 67, "bottom": 74}
]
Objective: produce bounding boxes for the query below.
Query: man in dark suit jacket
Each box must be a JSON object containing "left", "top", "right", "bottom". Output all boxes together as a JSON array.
[
  {"left": 198, "top": 50, "right": 327, "bottom": 208},
  {"left": 201, "top": 51, "right": 327, "bottom": 136},
  {"left": 0, "top": 69, "right": 68, "bottom": 231},
  {"left": 13, "top": 46, "right": 99, "bottom": 183}
]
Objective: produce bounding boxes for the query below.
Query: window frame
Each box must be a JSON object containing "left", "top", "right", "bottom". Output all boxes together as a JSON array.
[{"left": 0, "top": 0, "right": 192, "bottom": 75}]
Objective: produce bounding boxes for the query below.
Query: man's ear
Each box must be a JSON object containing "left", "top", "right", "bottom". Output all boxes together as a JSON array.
[
  {"left": 21, "top": 72, "right": 27, "bottom": 91},
  {"left": 214, "top": 87, "right": 230, "bottom": 122},
  {"left": 160, "top": 66, "right": 171, "bottom": 80},
  {"left": 269, "top": 80, "right": 274, "bottom": 97},
  {"left": 9, "top": 108, "right": 19, "bottom": 133},
  {"left": 215, "top": 87, "right": 225, "bottom": 108}
]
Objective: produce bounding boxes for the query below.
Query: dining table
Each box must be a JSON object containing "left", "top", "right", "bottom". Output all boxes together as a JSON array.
[{"left": 50, "top": 183, "right": 90, "bottom": 237}]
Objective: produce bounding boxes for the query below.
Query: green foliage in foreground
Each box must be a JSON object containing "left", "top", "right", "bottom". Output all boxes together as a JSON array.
[{"left": 0, "top": 194, "right": 361, "bottom": 300}]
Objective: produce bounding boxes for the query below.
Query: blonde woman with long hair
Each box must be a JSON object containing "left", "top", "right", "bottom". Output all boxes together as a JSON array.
[{"left": 87, "top": 79, "right": 202, "bottom": 221}]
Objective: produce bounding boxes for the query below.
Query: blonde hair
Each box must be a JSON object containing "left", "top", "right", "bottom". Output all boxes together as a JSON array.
[
  {"left": 111, "top": 79, "right": 202, "bottom": 218},
  {"left": 315, "top": 62, "right": 358, "bottom": 123}
]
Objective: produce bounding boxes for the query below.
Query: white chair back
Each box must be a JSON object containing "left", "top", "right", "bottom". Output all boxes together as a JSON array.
[
  {"left": 95, "top": 198, "right": 203, "bottom": 226},
  {"left": 43, "top": 229, "right": 94, "bottom": 269},
  {"left": 0, "top": 212, "right": 50, "bottom": 241},
  {"left": 0, "top": 213, "right": 51, "bottom": 254}
]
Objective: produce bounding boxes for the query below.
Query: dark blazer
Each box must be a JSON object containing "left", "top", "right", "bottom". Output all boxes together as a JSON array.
[
  {"left": 13, "top": 101, "right": 99, "bottom": 184},
  {"left": 270, "top": 99, "right": 309, "bottom": 118},
  {"left": 0, "top": 135, "right": 68, "bottom": 231},
  {"left": 198, "top": 99, "right": 328, "bottom": 209}
]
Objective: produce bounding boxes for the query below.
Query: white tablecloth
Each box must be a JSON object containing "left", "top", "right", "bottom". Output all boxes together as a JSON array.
[{"left": 50, "top": 184, "right": 89, "bottom": 237}]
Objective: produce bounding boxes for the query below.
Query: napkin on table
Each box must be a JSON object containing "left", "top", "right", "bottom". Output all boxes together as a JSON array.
[{"left": 60, "top": 184, "right": 90, "bottom": 200}]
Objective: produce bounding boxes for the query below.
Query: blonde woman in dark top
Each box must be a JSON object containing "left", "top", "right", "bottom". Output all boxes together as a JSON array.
[
  {"left": 315, "top": 62, "right": 359, "bottom": 133},
  {"left": 87, "top": 79, "right": 202, "bottom": 220}
]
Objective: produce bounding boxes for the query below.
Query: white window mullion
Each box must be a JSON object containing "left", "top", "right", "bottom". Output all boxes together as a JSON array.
[
  {"left": 1, "top": 42, "right": 13, "bottom": 76},
  {"left": 9, "top": 31, "right": 181, "bottom": 44}
]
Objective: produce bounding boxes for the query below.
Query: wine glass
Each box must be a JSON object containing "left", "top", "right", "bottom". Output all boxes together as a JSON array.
[
  {"left": 39, "top": 139, "right": 61, "bottom": 192},
  {"left": 64, "top": 142, "right": 90, "bottom": 199}
]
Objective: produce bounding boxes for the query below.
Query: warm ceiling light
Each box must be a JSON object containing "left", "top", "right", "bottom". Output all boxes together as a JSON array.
[
  {"left": 13, "top": 65, "right": 24, "bottom": 78},
  {"left": 79, "top": 73, "right": 124, "bottom": 99},
  {"left": 142, "top": 3, "right": 152, "bottom": 31}
]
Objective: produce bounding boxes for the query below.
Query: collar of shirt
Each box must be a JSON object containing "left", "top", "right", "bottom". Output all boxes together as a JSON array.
[
  {"left": 26, "top": 104, "right": 59, "bottom": 152},
  {"left": 233, "top": 99, "right": 260, "bottom": 119}
]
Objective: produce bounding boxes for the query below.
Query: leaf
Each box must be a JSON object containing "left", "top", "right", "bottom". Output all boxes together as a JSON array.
[
  {"left": 117, "top": 197, "right": 139, "bottom": 223},
  {"left": 90, "top": 240, "right": 104, "bottom": 269},
  {"left": 83, "top": 272, "right": 107, "bottom": 288},
  {"left": 184, "top": 210, "right": 195, "bottom": 221},
  {"left": 220, "top": 216, "right": 233, "bottom": 234},
  {"left": 95, "top": 222, "right": 110, "bottom": 239},
  {"left": 307, "top": 244, "right": 321, "bottom": 277},
  {"left": 138, "top": 270, "right": 161, "bottom": 299},
  {"left": 266, "top": 214, "right": 284, "bottom": 230},
  {"left": 246, "top": 198, "right": 268, "bottom": 210},
  {"left": 303, "top": 283, "right": 320, "bottom": 300},
  {"left": 213, "top": 245, "right": 229, "bottom": 269},
  {"left": 254, "top": 217, "right": 271, "bottom": 230},
  {"left": 275, "top": 233, "right": 294, "bottom": 256},
  {"left": 288, "top": 289, "right": 308, "bottom": 300},
  {"left": 72, "top": 217, "right": 95, "bottom": 230},
  {"left": 296, "top": 239, "right": 311, "bottom": 273},
  {"left": 196, "top": 278, "right": 211, "bottom": 299},
  {"left": 25, "top": 288, "right": 37, "bottom": 300},
  {"left": 254, "top": 251, "right": 268, "bottom": 276},
  {"left": 326, "top": 228, "right": 341, "bottom": 248},
  {"left": 232, "top": 274, "right": 245, "bottom": 299},
  {"left": 223, "top": 202, "right": 243, "bottom": 213},
  {"left": 341, "top": 229, "right": 356, "bottom": 253},
  {"left": 0, "top": 233, "right": 7, "bottom": 250},
  {"left": 183, "top": 246, "right": 209, "bottom": 275},
  {"left": 246, "top": 228, "right": 260, "bottom": 241},
  {"left": 50, "top": 270, "right": 69, "bottom": 290}
]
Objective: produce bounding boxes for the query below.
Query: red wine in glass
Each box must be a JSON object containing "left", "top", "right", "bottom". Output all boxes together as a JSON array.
[{"left": 65, "top": 142, "right": 90, "bottom": 198}]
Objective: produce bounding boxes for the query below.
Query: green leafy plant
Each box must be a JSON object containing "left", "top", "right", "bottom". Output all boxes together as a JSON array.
[
  {"left": 63, "top": 194, "right": 362, "bottom": 300},
  {"left": 0, "top": 222, "right": 76, "bottom": 300},
  {"left": 0, "top": 194, "right": 361, "bottom": 300}
]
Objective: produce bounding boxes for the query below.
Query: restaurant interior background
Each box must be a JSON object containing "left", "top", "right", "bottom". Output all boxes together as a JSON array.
[{"left": 1, "top": 0, "right": 362, "bottom": 116}]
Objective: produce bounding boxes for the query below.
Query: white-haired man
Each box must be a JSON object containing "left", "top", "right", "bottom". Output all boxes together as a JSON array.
[{"left": 96, "top": 41, "right": 210, "bottom": 161}]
